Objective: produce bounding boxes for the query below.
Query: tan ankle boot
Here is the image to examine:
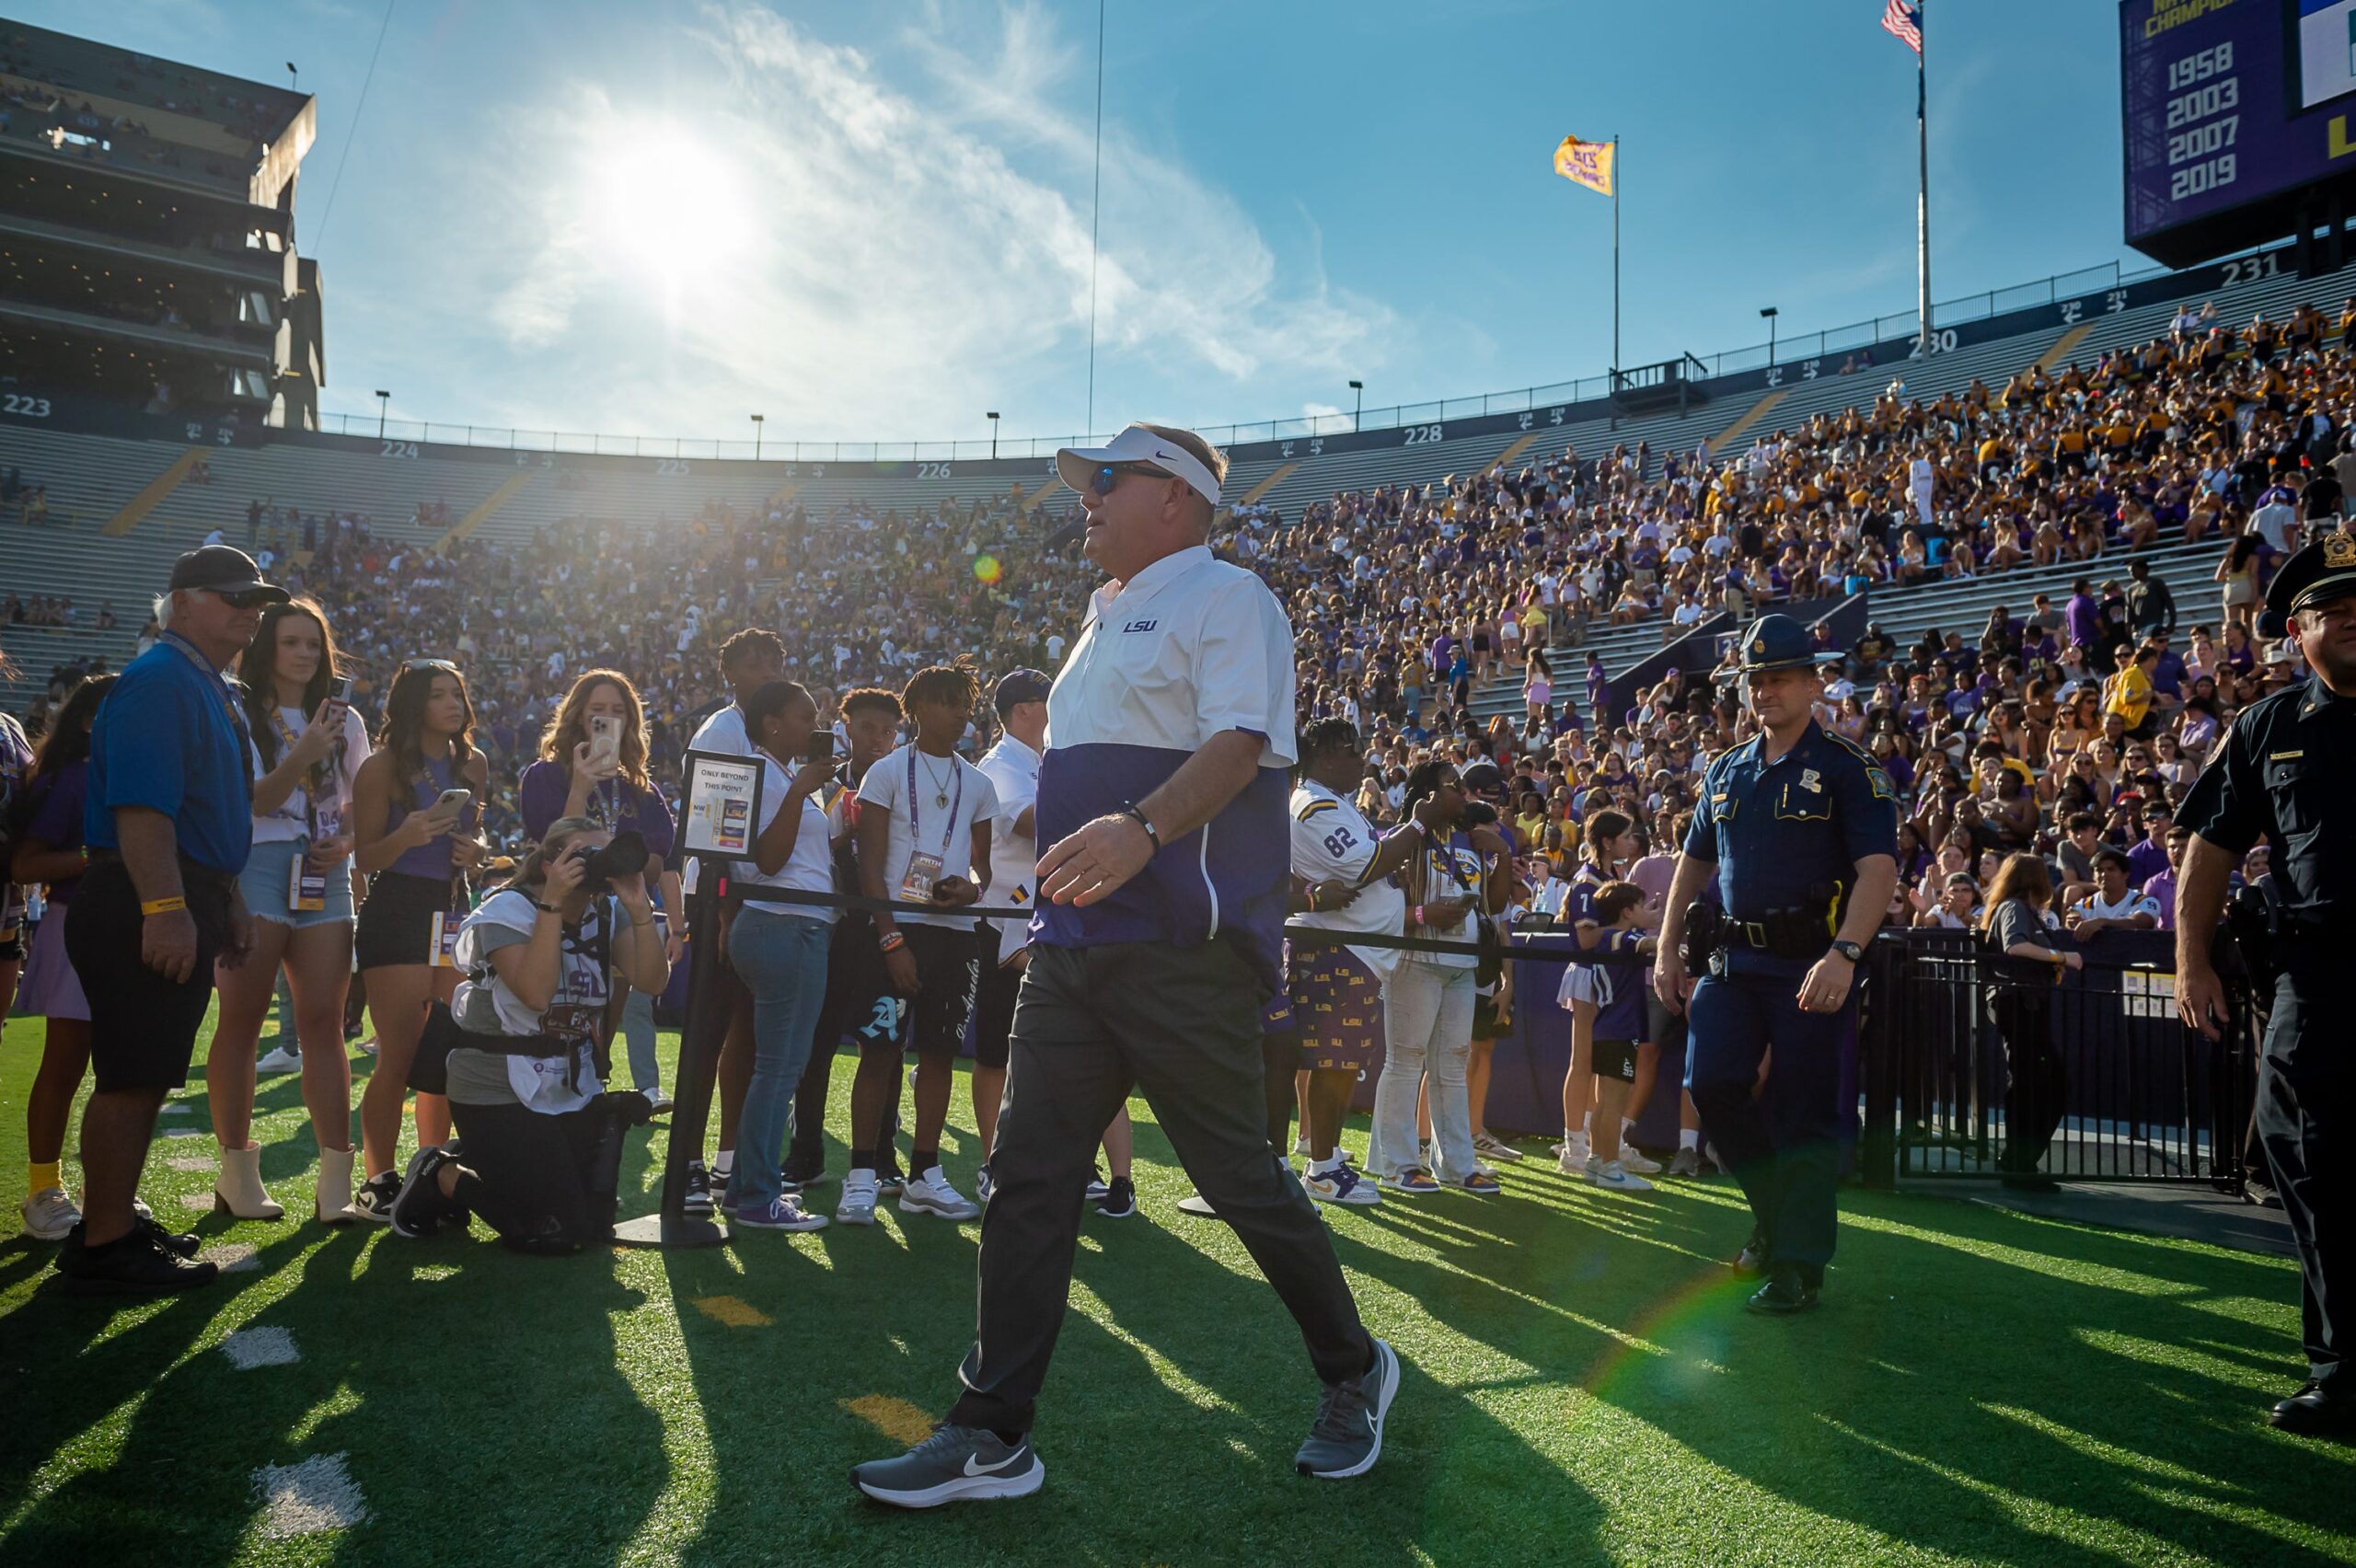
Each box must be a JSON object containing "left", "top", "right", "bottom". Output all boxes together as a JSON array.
[
  {"left": 214, "top": 1142, "right": 284, "bottom": 1220},
  {"left": 315, "top": 1146, "right": 358, "bottom": 1224}
]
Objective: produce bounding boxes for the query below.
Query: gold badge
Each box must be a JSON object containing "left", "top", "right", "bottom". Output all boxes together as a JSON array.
[
  {"left": 1752, "top": 640, "right": 1766, "bottom": 653},
  {"left": 2327, "top": 533, "right": 2356, "bottom": 570}
]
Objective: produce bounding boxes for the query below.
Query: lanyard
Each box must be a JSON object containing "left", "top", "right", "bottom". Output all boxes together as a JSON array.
[
  {"left": 906, "top": 747, "right": 963, "bottom": 859},
  {"left": 268, "top": 707, "right": 341, "bottom": 836},
  {"left": 161, "top": 630, "right": 253, "bottom": 808}
]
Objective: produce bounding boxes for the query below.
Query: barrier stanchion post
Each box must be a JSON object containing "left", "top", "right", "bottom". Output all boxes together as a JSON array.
[
  {"left": 616, "top": 751, "right": 758, "bottom": 1249},
  {"left": 615, "top": 858, "right": 729, "bottom": 1248}
]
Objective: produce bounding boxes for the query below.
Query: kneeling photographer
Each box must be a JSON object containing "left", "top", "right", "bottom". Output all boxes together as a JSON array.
[{"left": 389, "top": 815, "right": 669, "bottom": 1251}]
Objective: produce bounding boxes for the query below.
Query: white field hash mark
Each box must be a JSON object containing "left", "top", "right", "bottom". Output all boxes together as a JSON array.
[
  {"left": 252, "top": 1453, "right": 367, "bottom": 1539},
  {"left": 221, "top": 1327, "right": 299, "bottom": 1369}
]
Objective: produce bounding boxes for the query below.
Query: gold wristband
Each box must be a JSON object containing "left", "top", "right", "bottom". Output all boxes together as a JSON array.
[{"left": 140, "top": 896, "right": 187, "bottom": 917}]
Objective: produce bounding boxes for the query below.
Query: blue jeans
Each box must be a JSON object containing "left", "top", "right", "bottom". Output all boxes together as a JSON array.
[
  {"left": 723, "top": 909, "right": 834, "bottom": 1209},
  {"left": 618, "top": 987, "right": 660, "bottom": 1094}
]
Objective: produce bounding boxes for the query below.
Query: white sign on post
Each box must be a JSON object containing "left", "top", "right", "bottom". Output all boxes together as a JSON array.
[{"left": 681, "top": 750, "right": 763, "bottom": 859}]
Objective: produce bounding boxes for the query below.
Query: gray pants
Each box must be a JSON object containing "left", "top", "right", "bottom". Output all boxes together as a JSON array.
[
  {"left": 947, "top": 940, "right": 1372, "bottom": 1435},
  {"left": 618, "top": 988, "right": 660, "bottom": 1094}
]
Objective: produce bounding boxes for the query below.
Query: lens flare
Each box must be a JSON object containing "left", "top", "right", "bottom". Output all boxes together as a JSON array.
[{"left": 974, "top": 554, "right": 1002, "bottom": 583}]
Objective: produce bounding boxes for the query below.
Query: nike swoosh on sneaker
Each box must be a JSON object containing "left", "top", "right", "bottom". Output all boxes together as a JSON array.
[{"left": 964, "top": 1448, "right": 1024, "bottom": 1477}]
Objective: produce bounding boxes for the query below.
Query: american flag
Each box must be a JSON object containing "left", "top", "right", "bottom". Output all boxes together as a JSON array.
[{"left": 1881, "top": 0, "right": 1922, "bottom": 54}]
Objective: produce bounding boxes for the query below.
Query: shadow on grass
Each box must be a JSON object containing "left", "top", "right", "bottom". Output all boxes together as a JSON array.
[{"left": 1565, "top": 1191, "right": 2355, "bottom": 1564}]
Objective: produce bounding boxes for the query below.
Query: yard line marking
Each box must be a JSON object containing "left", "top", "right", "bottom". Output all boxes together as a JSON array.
[
  {"left": 840, "top": 1394, "right": 934, "bottom": 1446},
  {"left": 251, "top": 1453, "right": 367, "bottom": 1539},
  {"left": 199, "top": 1243, "right": 260, "bottom": 1273},
  {"left": 221, "top": 1327, "right": 300, "bottom": 1370},
  {"left": 158, "top": 1103, "right": 191, "bottom": 1116},
  {"left": 161, "top": 1129, "right": 205, "bottom": 1139},
  {"left": 179, "top": 1193, "right": 217, "bottom": 1212},
  {"left": 166, "top": 1157, "right": 212, "bottom": 1172},
  {"left": 692, "top": 1295, "right": 772, "bottom": 1328}
]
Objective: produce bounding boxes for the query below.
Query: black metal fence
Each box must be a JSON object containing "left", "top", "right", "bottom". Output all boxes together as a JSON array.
[{"left": 1858, "top": 929, "right": 2258, "bottom": 1191}]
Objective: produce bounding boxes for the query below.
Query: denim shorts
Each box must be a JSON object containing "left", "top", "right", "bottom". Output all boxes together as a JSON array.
[{"left": 238, "top": 836, "right": 357, "bottom": 928}]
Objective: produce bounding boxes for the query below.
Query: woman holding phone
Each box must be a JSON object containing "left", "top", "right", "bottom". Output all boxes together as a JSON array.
[
  {"left": 349, "top": 659, "right": 488, "bottom": 1221},
  {"left": 205, "top": 598, "right": 373, "bottom": 1220},
  {"left": 515, "top": 669, "right": 684, "bottom": 1111},
  {"left": 721, "top": 679, "right": 840, "bottom": 1229}
]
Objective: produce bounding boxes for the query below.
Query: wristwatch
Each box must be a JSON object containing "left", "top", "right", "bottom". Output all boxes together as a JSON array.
[{"left": 1830, "top": 939, "right": 1865, "bottom": 963}]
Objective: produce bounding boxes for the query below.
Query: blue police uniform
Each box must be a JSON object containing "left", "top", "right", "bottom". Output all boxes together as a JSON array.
[
  {"left": 1682, "top": 616, "right": 1898, "bottom": 1304},
  {"left": 2177, "top": 532, "right": 2356, "bottom": 1432}
]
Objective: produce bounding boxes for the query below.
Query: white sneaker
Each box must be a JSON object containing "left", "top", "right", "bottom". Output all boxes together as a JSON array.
[
  {"left": 899, "top": 1169, "right": 980, "bottom": 1220},
  {"left": 1617, "top": 1147, "right": 1663, "bottom": 1175},
  {"left": 20, "top": 1185, "right": 79, "bottom": 1240},
  {"left": 256, "top": 1045, "right": 303, "bottom": 1074},
  {"left": 1587, "top": 1159, "right": 1655, "bottom": 1193},
  {"left": 1303, "top": 1166, "right": 1381, "bottom": 1206},
  {"left": 1293, "top": 1135, "right": 1314, "bottom": 1159},
  {"left": 646, "top": 1091, "right": 673, "bottom": 1116},
  {"left": 837, "top": 1172, "right": 880, "bottom": 1226},
  {"left": 1555, "top": 1136, "right": 1591, "bottom": 1176},
  {"left": 1472, "top": 1133, "right": 1525, "bottom": 1162}
]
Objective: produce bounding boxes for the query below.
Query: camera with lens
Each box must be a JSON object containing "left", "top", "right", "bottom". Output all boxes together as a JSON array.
[{"left": 566, "top": 829, "right": 649, "bottom": 894}]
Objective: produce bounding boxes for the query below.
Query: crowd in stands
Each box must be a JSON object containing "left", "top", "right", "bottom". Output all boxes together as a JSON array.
[{"left": 3, "top": 294, "right": 2347, "bottom": 1243}]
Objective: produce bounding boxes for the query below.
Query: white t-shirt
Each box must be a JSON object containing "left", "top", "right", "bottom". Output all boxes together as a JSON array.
[
  {"left": 2074, "top": 888, "right": 2159, "bottom": 926},
  {"left": 735, "top": 753, "right": 838, "bottom": 921},
  {"left": 1290, "top": 781, "right": 1407, "bottom": 978},
  {"left": 449, "top": 889, "right": 618, "bottom": 1114},
  {"left": 977, "top": 733, "right": 1042, "bottom": 964},
  {"left": 248, "top": 703, "right": 372, "bottom": 844},
  {"left": 857, "top": 743, "right": 999, "bottom": 929}
]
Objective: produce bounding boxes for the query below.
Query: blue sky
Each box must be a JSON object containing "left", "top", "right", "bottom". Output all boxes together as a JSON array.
[{"left": 34, "top": 0, "right": 2141, "bottom": 446}]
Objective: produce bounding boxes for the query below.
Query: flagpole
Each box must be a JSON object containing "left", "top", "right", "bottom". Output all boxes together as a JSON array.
[
  {"left": 1611, "top": 133, "right": 1622, "bottom": 393},
  {"left": 1915, "top": 4, "right": 1932, "bottom": 354}
]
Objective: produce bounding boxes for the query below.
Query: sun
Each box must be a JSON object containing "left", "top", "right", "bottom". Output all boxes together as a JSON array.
[{"left": 581, "top": 125, "right": 756, "bottom": 297}]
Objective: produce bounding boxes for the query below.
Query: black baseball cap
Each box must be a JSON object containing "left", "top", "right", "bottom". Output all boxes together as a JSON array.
[
  {"left": 994, "top": 668, "right": 1052, "bottom": 715},
  {"left": 1461, "top": 760, "right": 1507, "bottom": 796},
  {"left": 167, "top": 545, "right": 287, "bottom": 604}
]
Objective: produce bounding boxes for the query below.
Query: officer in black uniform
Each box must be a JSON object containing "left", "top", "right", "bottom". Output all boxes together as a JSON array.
[
  {"left": 2177, "top": 532, "right": 2356, "bottom": 1435},
  {"left": 1656, "top": 615, "right": 1900, "bottom": 1315}
]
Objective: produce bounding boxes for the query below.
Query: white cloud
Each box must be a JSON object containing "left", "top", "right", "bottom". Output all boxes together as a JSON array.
[
  {"left": 450, "top": 2, "right": 1395, "bottom": 442},
  {"left": 1301, "top": 401, "right": 1344, "bottom": 420}
]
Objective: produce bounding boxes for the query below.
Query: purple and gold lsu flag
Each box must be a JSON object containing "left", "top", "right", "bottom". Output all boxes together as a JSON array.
[{"left": 1552, "top": 134, "right": 1614, "bottom": 197}]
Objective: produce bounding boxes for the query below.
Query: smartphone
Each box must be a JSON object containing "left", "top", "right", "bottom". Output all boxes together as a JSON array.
[
  {"left": 326, "top": 674, "right": 353, "bottom": 714},
  {"left": 587, "top": 713, "right": 621, "bottom": 771},
  {"left": 431, "top": 787, "right": 472, "bottom": 820},
  {"left": 805, "top": 732, "right": 837, "bottom": 767}
]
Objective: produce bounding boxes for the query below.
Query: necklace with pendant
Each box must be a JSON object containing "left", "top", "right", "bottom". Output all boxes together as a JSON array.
[{"left": 921, "top": 752, "right": 953, "bottom": 810}]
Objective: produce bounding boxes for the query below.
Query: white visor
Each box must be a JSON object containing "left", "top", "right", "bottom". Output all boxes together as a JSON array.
[{"left": 1056, "top": 423, "right": 1223, "bottom": 509}]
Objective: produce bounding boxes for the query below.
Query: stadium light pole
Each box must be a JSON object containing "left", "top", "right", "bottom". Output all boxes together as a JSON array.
[
  {"left": 750, "top": 413, "right": 764, "bottom": 461},
  {"left": 1348, "top": 379, "right": 1363, "bottom": 432},
  {"left": 987, "top": 410, "right": 1000, "bottom": 460},
  {"left": 374, "top": 389, "right": 389, "bottom": 439},
  {"left": 1761, "top": 306, "right": 1779, "bottom": 365},
  {"left": 286, "top": 62, "right": 297, "bottom": 93}
]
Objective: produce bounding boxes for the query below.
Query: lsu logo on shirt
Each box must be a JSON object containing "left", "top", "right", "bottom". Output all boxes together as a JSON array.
[{"left": 1121, "top": 619, "right": 1160, "bottom": 634}]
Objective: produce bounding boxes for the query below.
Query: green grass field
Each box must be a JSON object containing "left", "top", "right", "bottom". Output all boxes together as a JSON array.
[{"left": 0, "top": 1011, "right": 2349, "bottom": 1567}]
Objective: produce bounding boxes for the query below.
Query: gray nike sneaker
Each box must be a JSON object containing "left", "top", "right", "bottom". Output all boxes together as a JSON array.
[
  {"left": 1294, "top": 1337, "right": 1400, "bottom": 1479},
  {"left": 851, "top": 1424, "right": 1045, "bottom": 1507},
  {"left": 1667, "top": 1147, "right": 1703, "bottom": 1178}
]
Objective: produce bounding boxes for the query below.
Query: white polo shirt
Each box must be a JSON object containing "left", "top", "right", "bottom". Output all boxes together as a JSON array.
[
  {"left": 1032, "top": 545, "right": 1296, "bottom": 989},
  {"left": 977, "top": 732, "right": 1043, "bottom": 965}
]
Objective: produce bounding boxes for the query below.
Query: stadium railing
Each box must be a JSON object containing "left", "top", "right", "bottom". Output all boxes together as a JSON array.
[{"left": 1857, "top": 929, "right": 2258, "bottom": 1193}]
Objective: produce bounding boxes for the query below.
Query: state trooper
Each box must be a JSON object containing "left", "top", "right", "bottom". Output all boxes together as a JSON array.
[
  {"left": 2177, "top": 532, "right": 2356, "bottom": 1435},
  {"left": 1656, "top": 615, "right": 1899, "bottom": 1314}
]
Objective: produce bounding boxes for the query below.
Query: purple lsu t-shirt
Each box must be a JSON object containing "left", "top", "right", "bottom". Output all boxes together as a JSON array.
[{"left": 24, "top": 758, "right": 90, "bottom": 906}]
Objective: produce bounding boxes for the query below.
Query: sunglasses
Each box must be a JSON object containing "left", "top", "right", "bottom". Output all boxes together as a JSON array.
[
  {"left": 207, "top": 586, "right": 279, "bottom": 609},
  {"left": 1090, "top": 462, "right": 1172, "bottom": 497},
  {"left": 402, "top": 658, "right": 462, "bottom": 678}
]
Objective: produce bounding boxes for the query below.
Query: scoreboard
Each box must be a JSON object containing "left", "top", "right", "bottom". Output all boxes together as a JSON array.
[{"left": 2121, "top": 0, "right": 2356, "bottom": 266}]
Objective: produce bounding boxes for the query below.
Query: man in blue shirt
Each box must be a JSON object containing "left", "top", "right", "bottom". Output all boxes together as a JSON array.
[
  {"left": 1655, "top": 616, "right": 1899, "bottom": 1315},
  {"left": 59, "top": 546, "right": 277, "bottom": 1293}
]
